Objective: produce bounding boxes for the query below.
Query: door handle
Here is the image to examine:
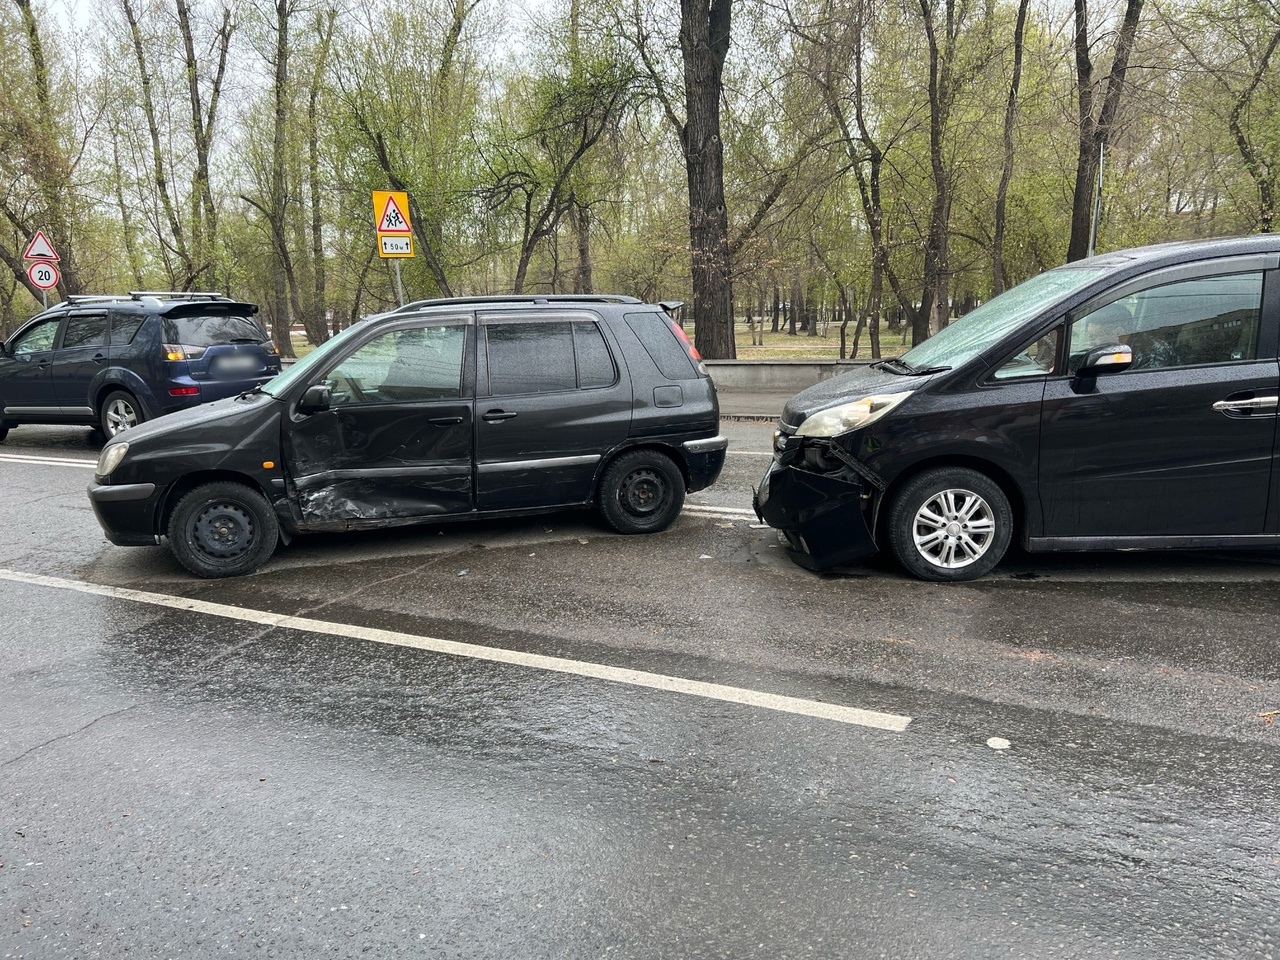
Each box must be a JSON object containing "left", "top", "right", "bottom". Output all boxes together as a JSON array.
[
  {"left": 482, "top": 410, "right": 518, "bottom": 422},
  {"left": 93, "top": 353, "right": 108, "bottom": 364},
  {"left": 1213, "top": 396, "right": 1279, "bottom": 414},
  {"left": 429, "top": 416, "right": 464, "bottom": 426}
]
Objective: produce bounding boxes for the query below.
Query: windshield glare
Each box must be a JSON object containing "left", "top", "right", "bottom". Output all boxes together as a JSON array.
[
  {"left": 900, "top": 267, "right": 1105, "bottom": 370},
  {"left": 262, "top": 319, "right": 370, "bottom": 398}
]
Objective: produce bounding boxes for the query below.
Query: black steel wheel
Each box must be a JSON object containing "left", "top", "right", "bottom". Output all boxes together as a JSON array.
[
  {"left": 886, "top": 467, "right": 1013, "bottom": 582},
  {"left": 100, "top": 390, "right": 144, "bottom": 439},
  {"left": 598, "top": 450, "right": 686, "bottom": 534},
  {"left": 167, "top": 481, "right": 280, "bottom": 578}
]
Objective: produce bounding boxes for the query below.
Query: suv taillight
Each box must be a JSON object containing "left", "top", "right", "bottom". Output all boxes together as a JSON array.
[
  {"left": 163, "top": 343, "right": 206, "bottom": 361},
  {"left": 264, "top": 339, "right": 278, "bottom": 355}
]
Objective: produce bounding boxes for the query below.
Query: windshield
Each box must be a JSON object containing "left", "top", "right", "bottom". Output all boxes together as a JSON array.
[
  {"left": 261, "top": 320, "right": 370, "bottom": 398},
  {"left": 899, "top": 267, "right": 1106, "bottom": 371}
]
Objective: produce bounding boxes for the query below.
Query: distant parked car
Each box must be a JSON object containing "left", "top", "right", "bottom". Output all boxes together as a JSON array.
[
  {"left": 88, "top": 294, "right": 726, "bottom": 578},
  {"left": 0, "top": 292, "right": 280, "bottom": 442},
  {"left": 756, "top": 234, "right": 1280, "bottom": 581}
]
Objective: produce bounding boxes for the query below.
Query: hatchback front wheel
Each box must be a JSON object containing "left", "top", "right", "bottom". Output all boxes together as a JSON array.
[{"left": 167, "top": 481, "right": 280, "bottom": 578}]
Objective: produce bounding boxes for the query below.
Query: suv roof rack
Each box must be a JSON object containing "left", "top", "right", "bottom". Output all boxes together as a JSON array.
[
  {"left": 129, "top": 291, "right": 228, "bottom": 301},
  {"left": 393, "top": 294, "right": 645, "bottom": 312},
  {"left": 63, "top": 295, "right": 134, "bottom": 305}
]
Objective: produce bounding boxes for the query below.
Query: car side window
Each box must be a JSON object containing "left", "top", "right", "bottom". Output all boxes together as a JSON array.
[
  {"left": 1068, "top": 273, "right": 1262, "bottom": 373},
  {"left": 324, "top": 325, "right": 465, "bottom": 404},
  {"left": 573, "top": 321, "right": 617, "bottom": 388},
  {"left": 486, "top": 322, "right": 577, "bottom": 395},
  {"left": 109, "top": 311, "right": 146, "bottom": 346},
  {"left": 11, "top": 318, "right": 59, "bottom": 355},
  {"left": 992, "top": 327, "right": 1061, "bottom": 380},
  {"left": 61, "top": 312, "right": 108, "bottom": 349}
]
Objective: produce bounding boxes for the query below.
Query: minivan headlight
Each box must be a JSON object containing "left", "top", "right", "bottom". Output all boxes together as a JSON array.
[
  {"left": 97, "top": 442, "right": 130, "bottom": 477},
  {"left": 795, "top": 392, "right": 912, "bottom": 437}
]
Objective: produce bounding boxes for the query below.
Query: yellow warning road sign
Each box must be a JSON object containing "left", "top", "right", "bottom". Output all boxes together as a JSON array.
[{"left": 372, "top": 191, "right": 414, "bottom": 259}]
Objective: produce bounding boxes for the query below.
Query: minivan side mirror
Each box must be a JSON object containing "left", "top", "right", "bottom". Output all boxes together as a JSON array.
[
  {"left": 297, "top": 383, "right": 332, "bottom": 414},
  {"left": 1076, "top": 343, "right": 1133, "bottom": 378}
]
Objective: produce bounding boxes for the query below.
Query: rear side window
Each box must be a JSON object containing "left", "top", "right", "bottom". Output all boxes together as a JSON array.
[
  {"left": 625, "top": 312, "right": 697, "bottom": 380},
  {"left": 486, "top": 322, "right": 578, "bottom": 395},
  {"left": 573, "top": 321, "right": 616, "bottom": 388},
  {"left": 61, "top": 312, "right": 107, "bottom": 348},
  {"left": 109, "top": 311, "right": 146, "bottom": 346},
  {"left": 163, "top": 313, "right": 267, "bottom": 347}
]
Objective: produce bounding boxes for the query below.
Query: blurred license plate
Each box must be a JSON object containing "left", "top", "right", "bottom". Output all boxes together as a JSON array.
[{"left": 217, "top": 355, "right": 259, "bottom": 373}]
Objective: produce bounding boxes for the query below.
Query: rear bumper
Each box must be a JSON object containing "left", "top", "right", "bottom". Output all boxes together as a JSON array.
[
  {"left": 682, "top": 435, "right": 728, "bottom": 493},
  {"left": 753, "top": 459, "right": 878, "bottom": 570},
  {"left": 87, "top": 480, "right": 163, "bottom": 546}
]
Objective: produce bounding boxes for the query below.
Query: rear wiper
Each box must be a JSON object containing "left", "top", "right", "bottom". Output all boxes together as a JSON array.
[{"left": 228, "top": 338, "right": 262, "bottom": 344}]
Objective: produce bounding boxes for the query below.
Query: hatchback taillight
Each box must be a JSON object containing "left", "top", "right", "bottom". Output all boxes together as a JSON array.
[{"left": 668, "top": 321, "right": 703, "bottom": 361}]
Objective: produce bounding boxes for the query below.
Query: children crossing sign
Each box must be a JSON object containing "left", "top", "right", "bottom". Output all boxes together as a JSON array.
[{"left": 372, "top": 191, "right": 414, "bottom": 258}]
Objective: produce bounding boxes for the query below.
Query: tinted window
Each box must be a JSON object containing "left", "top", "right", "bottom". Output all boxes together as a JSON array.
[
  {"left": 487, "top": 322, "right": 577, "bottom": 395},
  {"left": 11, "top": 318, "right": 58, "bottom": 354},
  {"left": 1067, "top": 273, "right": 1263, "bottom": 372},
  {"left": 109, "top": 311, "right": 146, "bottom": 346},
  {"left": 61, "top": 312, "right": 107, "bottom": 348},
  {"left": 162, "top": 313, "right": 267, "bottom": 347},
  {"left": 573, "top": 321, "right": 616, "bottom": 388},
  {"left": 324, "top": 325, "right": 465, "bottom": 404},
  {"left": 625, "top": 312, "right": 696, "bottom": 380}
]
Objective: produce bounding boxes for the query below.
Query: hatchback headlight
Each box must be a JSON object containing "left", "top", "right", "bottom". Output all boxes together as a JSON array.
[
  {"left": 96, "top": 441, "right": 130, "bottom": 477},
  {"left": 795, "top": 392, "right": 912, "bottom": 437}
]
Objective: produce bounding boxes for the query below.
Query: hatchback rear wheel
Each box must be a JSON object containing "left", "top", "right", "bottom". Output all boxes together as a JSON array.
[
  {"left": 887, "top": 467, "right": 1012, "bottom": 582},
  {"left": 100, "top": 390, "right": 144, "bottom": 439},
  {"left": 598, "top": 450, "right": 685, "bottom": 534},
  {"left": 167, "top": 481, "right": 280, "bottom": 578}
]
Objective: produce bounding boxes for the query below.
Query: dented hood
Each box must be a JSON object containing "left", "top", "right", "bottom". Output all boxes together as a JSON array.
[{"left": 781, "top": 364, "right": 940, "bottom": 430}]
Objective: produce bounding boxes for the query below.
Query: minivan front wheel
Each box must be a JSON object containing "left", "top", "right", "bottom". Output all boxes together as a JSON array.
[
  {"left": 598, "top": 450, "right": 686, "bottom": 534},
  {"left": 167, "top": 481, "right": 280, "bottom": 578},
  {"left": 100, "top": 391, "right": 145, "bottom": 438},
  {"left": 887, "top": 467, "right": 1012, "bottom": 582}
]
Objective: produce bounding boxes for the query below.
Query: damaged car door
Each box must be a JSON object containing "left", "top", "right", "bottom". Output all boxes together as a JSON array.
[{"left": 284, "top": 316, "right": 475, "bottom": 527}]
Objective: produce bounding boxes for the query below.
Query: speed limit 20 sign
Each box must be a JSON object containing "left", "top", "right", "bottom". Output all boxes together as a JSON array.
[{"left": 27, "top": 260, "right": 59, "bottom": 290}]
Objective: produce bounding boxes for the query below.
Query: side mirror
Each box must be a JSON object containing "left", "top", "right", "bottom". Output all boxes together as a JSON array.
[
  {"left": 1076, "top": 343, "right": 1133, "bottom": 378},
  {"left": 297, "top": 383, "right": 331, "bottom": 414}
]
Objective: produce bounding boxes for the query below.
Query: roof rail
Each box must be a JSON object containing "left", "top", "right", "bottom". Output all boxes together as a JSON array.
[
  {"left": 64, "top": 295, "right": 134, "bottom": 305},
  {"left": 128, "top": 290, "right": 228, "bottom": 301},
  {"left": 393, "top": 294, "right": 644, "bottom": 312}
]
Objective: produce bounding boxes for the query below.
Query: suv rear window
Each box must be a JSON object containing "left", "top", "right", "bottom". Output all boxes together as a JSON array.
[
  {"left": 162, "top": 314, "right": 268, "bottom": 346},
  {"left": 625, "top": 312, "right": 697, "bottom": 380}
]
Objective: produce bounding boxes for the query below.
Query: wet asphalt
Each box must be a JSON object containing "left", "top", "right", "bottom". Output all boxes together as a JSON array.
[{"left": 1, "top": 423, "right": 1278, "bottom": 959}]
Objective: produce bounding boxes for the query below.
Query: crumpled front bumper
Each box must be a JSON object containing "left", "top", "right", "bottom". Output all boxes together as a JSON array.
[{"left": 753, "top": 457, "right": 878, "bottom": 570}]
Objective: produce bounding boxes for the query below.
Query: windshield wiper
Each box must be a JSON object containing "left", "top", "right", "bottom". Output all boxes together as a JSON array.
[
  {"left": 237, "top": 384, "right": 264, "bottom": 400},
  {"left": 872, "top": 357, "right": 917, "bottom": 374},
  {"left": 912, "top": 365, "right": 951, "bottom": 375}
]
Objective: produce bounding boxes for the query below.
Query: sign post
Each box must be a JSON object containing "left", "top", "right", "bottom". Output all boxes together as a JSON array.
[
  {"left": 23, "top": 230, "right": 61, "bottom": 309},
  {"left": 372, "top": 191, "right": 414, "bottom": 306}
]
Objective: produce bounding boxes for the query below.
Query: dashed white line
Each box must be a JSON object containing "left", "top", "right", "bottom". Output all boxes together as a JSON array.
[
  {"left": 0, "top": 568, "right": 912, "bottom": 733},
  {"left": 1, "top": 454, "right": 97, "bottom": 469}
]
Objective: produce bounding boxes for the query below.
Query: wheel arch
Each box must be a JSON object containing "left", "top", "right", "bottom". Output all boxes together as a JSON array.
[
  {"left": 158, "top": 470, "right": 276, "bottom": 533},
  {"left": 873, "top": 455, "right": 1031, "bottom": 548},
  {"left": 593, "top": 441, "right": 690, "bottom": 497}
]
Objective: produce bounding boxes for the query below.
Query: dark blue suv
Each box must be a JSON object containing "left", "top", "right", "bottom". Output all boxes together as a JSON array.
[{"left": 0, "top": 292, "right": 280, "bottom": 442}]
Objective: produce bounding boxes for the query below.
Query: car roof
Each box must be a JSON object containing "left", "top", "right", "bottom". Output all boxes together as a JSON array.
[{"left": 38, "top": 292, "right": 258, "bottom": 317}]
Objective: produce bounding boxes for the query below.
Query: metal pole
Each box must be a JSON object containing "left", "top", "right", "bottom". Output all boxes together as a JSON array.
[
  {"left": 1088, "top": 140, "right": 1104, "bottom": 258},
  {"left": 394, "top": 259, "right": 406, "bottom": 307}
]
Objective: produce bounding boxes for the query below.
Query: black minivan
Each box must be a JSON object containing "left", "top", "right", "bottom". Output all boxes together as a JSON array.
[
  {"left": 756, "top": 235, "right": 1280, "bottom": 581},
  {"left": 89, "top": 295, "right": 726, "bottom": 577}
]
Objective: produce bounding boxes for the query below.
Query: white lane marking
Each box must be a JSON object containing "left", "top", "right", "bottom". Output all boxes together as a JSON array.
[
  {"left": 0, "top": 568, "right": 911, "bottom": 732},
  {"left": 1, "top": 454, "right": 96, "bottom": 469},
  {"left": 727, "top": 450, "right": 774, "bottom": 457},
  {"left": 683, "top": 504, "right": 756, "bottom": 519}
]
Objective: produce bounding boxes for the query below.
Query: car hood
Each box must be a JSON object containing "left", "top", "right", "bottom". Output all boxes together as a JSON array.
[
  {"left": 780, "top": 364, "right": 941, "bottom": 429},
  {"left": 104, "top": 392, "right": 276, "bottom": 456}
]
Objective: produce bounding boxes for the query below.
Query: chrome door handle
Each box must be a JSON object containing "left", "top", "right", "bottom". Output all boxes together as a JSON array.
[{"left": 1213, "top": 396, "right": 1279, "bottom": 413}]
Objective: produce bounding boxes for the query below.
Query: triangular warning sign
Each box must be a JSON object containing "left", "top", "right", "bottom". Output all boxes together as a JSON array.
[
  {"left": 23, "top": 230, "right": 59, "bottom": 261},
  {"left": 377, "top": 195, "right": 412, "bottom": 234}
]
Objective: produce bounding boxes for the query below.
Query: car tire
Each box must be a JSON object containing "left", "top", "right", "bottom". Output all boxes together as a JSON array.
[
  {"left": 598, "top": 449, "right": 686, "bottom": 534},
  {"left": 887, "top": 467, "right": 1013, "bottom": 582},
  {"left": 167, "top": 481, "right": 280, "bottom": 578},
  {"left": 100, "top": 390, "right": 145, "bottom": 438},
  {"left": 0, "top": 421, "right": 10, "bottom": 443}
]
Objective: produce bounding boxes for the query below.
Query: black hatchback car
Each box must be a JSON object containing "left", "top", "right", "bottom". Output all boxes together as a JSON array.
[
  {"left": 756, "top": 235, "right": 1280, "bottom": 581},
  {"left": 88, "top": 295, "right": 726, "bottom": 577},
  {"left": 0, "top": 292, "right": 280, "bottom": 441}
]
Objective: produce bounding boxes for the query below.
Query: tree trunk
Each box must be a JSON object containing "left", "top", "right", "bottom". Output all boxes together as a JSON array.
[
  {"left": 992, "top": 0, "right": 1030, "bottom": 295},
  {"left": 679, "top": 0, "right": 735, "bottom": 359},
  {"left": 269, "top": 0, "right": 293, "bottom": 357}
]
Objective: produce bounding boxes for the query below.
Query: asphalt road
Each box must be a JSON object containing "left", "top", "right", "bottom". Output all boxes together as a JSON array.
[{"left": 2, "top": 422, "right": 1278, "bottom": 959}]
